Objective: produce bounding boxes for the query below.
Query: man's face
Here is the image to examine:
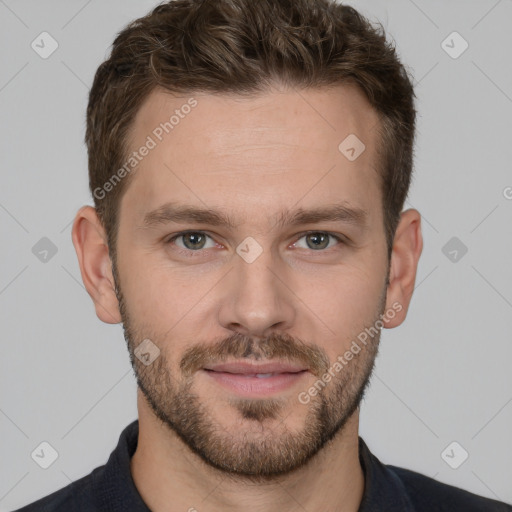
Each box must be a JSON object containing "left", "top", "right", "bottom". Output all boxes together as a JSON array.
[{"left": 113, "top": 84, "right": 390, "bottom": 479}]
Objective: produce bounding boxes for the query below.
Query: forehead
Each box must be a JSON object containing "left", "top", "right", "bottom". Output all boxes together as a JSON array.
[{"left": 120, "top": 83, "right": 382, "bottom": 230}]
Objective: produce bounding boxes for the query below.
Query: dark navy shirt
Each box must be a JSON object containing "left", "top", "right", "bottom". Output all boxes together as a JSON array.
[{"left": 14, "top": 420, "right": 512, "bottom": 511}]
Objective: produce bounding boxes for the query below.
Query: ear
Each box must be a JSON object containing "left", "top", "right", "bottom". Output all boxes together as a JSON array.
[
  {"left": 383, "top": 208, "right": 423, "bottom": 328},
  {"left": 71, "top": 205, "right": 122, "bottom": 324}
]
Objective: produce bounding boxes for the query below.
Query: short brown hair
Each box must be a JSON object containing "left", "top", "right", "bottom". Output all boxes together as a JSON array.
[{"left": 86, "top": 0, "right": 416, "bottom": 265}]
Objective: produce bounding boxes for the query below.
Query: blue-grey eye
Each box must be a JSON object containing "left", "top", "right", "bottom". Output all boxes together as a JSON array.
[
  {"left": 168, "top": 232, "right": 216, "bottom": 251},
  {"left": 295, "top": 232, "right": 341, "bottom": 251}
]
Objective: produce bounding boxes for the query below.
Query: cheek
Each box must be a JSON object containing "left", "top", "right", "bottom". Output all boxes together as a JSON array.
[
  {"left": 295, "top": 265, "right": 385, "bottom": 356},
  {"left": 304, "top": 262, "right": 383, "bottom": 315},
  {"left": 119, "top": 248, "right": 197, "bottom": 309},
  {"left": 118, "top": 257, "right": 218, "bottom": 348}
]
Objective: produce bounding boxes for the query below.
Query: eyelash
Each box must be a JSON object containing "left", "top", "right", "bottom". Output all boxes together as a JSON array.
[{"left": 165, "top": 230, "right": 346, "bottom": 256}]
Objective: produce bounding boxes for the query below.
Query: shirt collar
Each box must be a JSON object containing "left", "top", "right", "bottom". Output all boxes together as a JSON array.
[
  {"left": 357, "top": 436, "right": 416, "bottom": 511},
  {"left": 96, "top": 420, "right": 415, "bottom": 511},
  {"left": 93, "top": 420, "right": 150, "bottom": 511}
]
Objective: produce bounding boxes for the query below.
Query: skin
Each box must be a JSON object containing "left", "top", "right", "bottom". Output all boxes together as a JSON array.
[{"left": 72, "top": 83, "right": 423, "bottom": 511}]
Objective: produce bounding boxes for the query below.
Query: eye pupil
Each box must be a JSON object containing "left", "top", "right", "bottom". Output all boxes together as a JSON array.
[{"left": 306, "top": 232, "right": 329, "bottom": 250}]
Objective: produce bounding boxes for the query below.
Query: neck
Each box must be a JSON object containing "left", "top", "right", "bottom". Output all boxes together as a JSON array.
[{"left": 130, "top": 391, "right": 365, "bottom": 512}]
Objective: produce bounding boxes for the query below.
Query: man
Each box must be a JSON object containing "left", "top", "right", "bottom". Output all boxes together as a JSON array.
[{"left": 16, "top": 0, "right": 512, "bottom": 510}]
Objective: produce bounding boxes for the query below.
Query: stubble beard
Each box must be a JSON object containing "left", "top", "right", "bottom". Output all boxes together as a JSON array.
[{"left": 113, "top": 261, "right": 385, "bottom": 481}]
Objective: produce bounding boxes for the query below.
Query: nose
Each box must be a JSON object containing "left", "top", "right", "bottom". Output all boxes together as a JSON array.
[{"left": 217, "top": 244, "right": 296, "bottom": 338}]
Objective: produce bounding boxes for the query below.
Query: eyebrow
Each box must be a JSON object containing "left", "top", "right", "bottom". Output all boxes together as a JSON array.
[{"left": 139, "top": 201, "right": 369, "bottom": 231}]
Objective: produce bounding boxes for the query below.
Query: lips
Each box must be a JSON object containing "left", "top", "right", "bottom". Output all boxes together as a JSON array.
[
  {"left": 202, "top": 361, "right": 309, "bottom": 397},
  {"left": 203, "top": 361, "right": 307, "bottom": 375}
]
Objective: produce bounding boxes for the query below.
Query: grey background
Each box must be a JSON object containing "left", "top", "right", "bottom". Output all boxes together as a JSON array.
[{"left": 1, "top": 0, "right": 511, "bottom": 509}]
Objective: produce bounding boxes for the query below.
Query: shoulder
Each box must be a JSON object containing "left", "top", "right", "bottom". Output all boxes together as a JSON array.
[
  {"left": 12, "top": 465, "right": 103, "bottom": 512},
  {"left": 388, "top": 464, "right": 512, "bottom": 512},
  {"left": 12, "top": 420, "right": 144, "bottom": 512}
]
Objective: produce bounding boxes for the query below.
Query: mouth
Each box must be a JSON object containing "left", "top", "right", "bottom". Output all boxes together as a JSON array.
[
  {"left": 202, "top": 361, "right": 309, "bottom": 397},
  {"left": 203, "top": 361, "right": 308, "bottom": 374}
]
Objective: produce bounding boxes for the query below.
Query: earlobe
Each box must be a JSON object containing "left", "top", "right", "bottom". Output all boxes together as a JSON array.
[
  {"left": 383, "top": 208, "right": 423, "bottom": 329},
  {"left": 71, "top": 205, "right": 122, "bottom": 324}
]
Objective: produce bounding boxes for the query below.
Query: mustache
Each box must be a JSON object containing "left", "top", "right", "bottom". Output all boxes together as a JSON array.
[{"left": 180, "top": 331, "right": 330, "bottom": 378}]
